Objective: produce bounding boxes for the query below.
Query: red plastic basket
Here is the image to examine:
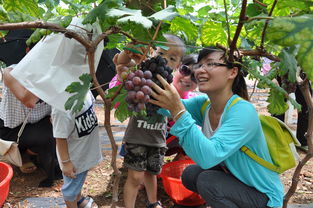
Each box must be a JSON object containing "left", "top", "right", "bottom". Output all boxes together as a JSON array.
[
  {"left": 0, "top": 162, "right": 13, "bottom": 207},
  {"left": 159, "top": 160, "right": 205, "bottom": 206}
]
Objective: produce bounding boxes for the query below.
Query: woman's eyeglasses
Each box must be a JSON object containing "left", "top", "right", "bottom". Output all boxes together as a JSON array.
[
  {"left": 179, "top": 65, "right": 197, "bottom": 83},
  {"left": 195, "top": 62, "right": 230, "bottom": 71}
]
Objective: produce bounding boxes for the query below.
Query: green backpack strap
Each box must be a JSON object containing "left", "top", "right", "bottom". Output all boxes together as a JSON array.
[
  {"left": 200, "top": 96, "right": 242, "bottom": 117},
  {"left": 201, "top": 99, "right": 211, "bottom": 116},
  {"left": 240, "top": 146, "right": 281, "bottom": 173}
]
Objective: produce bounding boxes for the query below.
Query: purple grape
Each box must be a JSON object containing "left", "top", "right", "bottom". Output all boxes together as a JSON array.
[
  {"left": 134, "top": 105, "right": 140, "bottom": 112},
  {"left": 141, "top": 85, "right": 152, "bottom": 95},
  {"left": 125, "top": 81, "right": 134, "bottom": 90},
  {"left": 162, "top": 70, "right": 169, "bottom": 78},
  {"left": 144, "top": 71, "right": 152, "bottom": 79},
  {"left": 127, "top": 91, "right": 136, "bottom": 101},
  {"left": 128, "top": 104, "right": 135, "bottom": 111},
  {"left": 134, "top": 85, "right": 141, "bottom": 91},
  {"left": 143, "top": 95, "right": 150, "bottom": 103},
  {"left": 132, "top": 76, "right": 141, "bottom": 85},
  {"left": 149, "top": 63, "right": 157, "bottom": 72},
  {"left": 141, "top": 78, "right": 147, "bottom": 86},
  {"left": 137, "top": 103, "right": 146, "bottom": 111},
  {"left": 135, "top": 70, "right": 144, "bottom": 78},
  {"left": 146, "top": 79, "right": 153, "bottom": 87},
  {"left": 127, "top": 72, "right": 135, "bottom": 80},
  {"left": 136, "top": 91, "right": 145, "bottom": 100}
]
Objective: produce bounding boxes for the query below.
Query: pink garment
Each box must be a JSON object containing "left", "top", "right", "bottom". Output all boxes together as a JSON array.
[
  {"left": 261, "top": 57, "right": 272, "bottom": 75},
  {"left": 109, "top": 75, "right": 122, "bottom": 109},
  {"left": 109, "top": 75, "right": 121, "bottom": 89}
]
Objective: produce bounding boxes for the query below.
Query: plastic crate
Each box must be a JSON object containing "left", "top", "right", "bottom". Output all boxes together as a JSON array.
[
  {"left": 0, "top": 162, "right": 13, "bottom": 207},
  {"left": 159, "top": 160, "right": 205, "bottom": 206}
]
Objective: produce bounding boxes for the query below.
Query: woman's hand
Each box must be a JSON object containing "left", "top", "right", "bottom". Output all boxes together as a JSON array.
[{"left": 149, "top": 74, "right": 185, "bottom": 118}]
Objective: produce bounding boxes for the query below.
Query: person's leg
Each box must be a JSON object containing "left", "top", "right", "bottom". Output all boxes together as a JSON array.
[
  {"left": 62, "top": 171, "right": 88, "bottom": 208},
  {"left": 145, "top": 146, "right": 166, "bottom": 208},
  {"left": 295, "top": 84, "right": 310, "bottom": 147},
  {"left": 20, "top": 116, "right": 59, "bottom": 187},
  {"left": 143, "top": 172, "right": 159, "bottom": 206},
  {"left": 196, "top": 170, "right": 269, "bottom": 208},
  {"left": 123, "top": 143, "right": 148, "bottom": 208},
  {"left": 181, "top": 164, "right": 223, "bottom": 193},
  {"left": 124, "top": 169, "right": 145, "bottom": 208}
]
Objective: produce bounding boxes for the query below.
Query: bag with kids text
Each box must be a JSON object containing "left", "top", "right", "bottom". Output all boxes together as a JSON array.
[{"left": 201, "top": 97, "right": 301, "bottom": 174}]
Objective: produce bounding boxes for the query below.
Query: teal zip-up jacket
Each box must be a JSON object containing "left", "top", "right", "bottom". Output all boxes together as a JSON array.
[{"left": 159, "top": 94, "right": 284, "bottom": 207}]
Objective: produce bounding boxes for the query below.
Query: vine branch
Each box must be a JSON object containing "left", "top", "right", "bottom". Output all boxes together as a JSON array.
[
  {"left": 283, "top": 79, "right": 313, "bottom": 207},
  {"left": 246, "top": 16, "right": 274, "bottom": 23},
  {"left": 216, "top": 43, "right": 280, "bottom": 62},
  {"left": 260, "top": 0, "right": 278, "bottom": 49},
  {"left": 253, "top": 0, "right": 268, "bottom": 7},
  {"left": 0, "top": 21, "right": 91, "bottom": 48},
  {"left": 229, "top": 0, "right": 248, "bottom": 62},
  {"left": 223, "top": 0, "right": 231, "bottom": 46}
]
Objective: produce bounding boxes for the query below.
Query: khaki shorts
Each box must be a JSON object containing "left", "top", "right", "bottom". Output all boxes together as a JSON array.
[{"left": 124, "top": 143, "right": 167, "bottom": 175}]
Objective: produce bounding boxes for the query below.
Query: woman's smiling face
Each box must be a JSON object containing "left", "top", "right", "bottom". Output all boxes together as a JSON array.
[{"left": 194, "top": 51, "right": 235, "bottom": 94}]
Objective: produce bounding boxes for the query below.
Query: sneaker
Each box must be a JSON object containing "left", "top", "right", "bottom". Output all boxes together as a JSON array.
[
  {"left": 77, "top": 196, "right": 98, "bottom": 208},
  {"left": 146, "top": 201, "right": 163, "bottom": 208}
]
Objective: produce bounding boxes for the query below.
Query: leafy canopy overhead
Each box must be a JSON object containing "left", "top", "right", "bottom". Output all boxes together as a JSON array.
[{"left": 1, "top": 0, "right": 313, "bottom": 116}]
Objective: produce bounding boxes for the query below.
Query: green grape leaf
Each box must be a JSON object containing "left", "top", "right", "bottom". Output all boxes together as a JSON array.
[
  {"left": 3, "top": 0, "right": 42, "bottom": 18},
  {"left": 278, "top": 47, "right": 298, "bottom": 83},
  {"left": 241, "top": 62, "right": 301, "bottom": 111},
  {"left": 246, "top": 3, "right": 267, "bottom": 17},
  {"left": 107, "top": 7, "right": 152, "bottom": 29},
  {"left": 200, "top": 20, "right": 236, "bottom": 46},
  {"left": 123, "top": 47, "right": 143, "bottom": 55},
  {"left": 62, "top": 0, "right": 88, "bottom": 12},
  {"left": 266, "top": 88, "right": 289, "bottom": 115},
  {"left": 0, "top": 6, "right": 9, "bottom": 22},
  {"left": 114, "top": 100, "right": 131, "bottom": 123},
  {"left": 149, "top": 5, "right": 177, "bottom": 21},
  {"left": 41, "top": 0, "right": 57, "bottom": 10},
  {"left": 0, "top": 30, "right": 8, "bottom": 38},
  {"left": 106, "top": 85, "right": 119, "bottom": 99},
  {"left": 83, "top": 0, "right": 122, "bottom": 25},
  {"left": 169, "top": 16, "right": 198, "bottom": 43},
  {"left": 5, "top": 11, "right": 31, "bottom": 22},
  {"left": 106, "top": 33, "right": 125, "bottom": 49},
  {"left": 58, "top": 16, "right": 73, "bottom": 28},
  {"left": 65, "top": 73, "right": 92, "bottom": 112},
  {"left": 276, "top": 0, "right": 313, "bottom": 11},
  {"left": 25, "top": 16, "right": 72, "bottom": 45},
  {"left": 240, "top": 37, "right": 254, "bottom": 50},
  {"left": 119, "top": 21, "right": 152, "bottom": 43},
  {"left": 113, "top": 88, "right": 131, "bottom": 122},
  {"left": 154, "top": 44, "right": 169, "bottom": 51},
  {"left": 267, "top": 15, "right": 313, "bottom": 82},
  {"left": 197, "top": 5, "right": 212, "bottom": 17}
]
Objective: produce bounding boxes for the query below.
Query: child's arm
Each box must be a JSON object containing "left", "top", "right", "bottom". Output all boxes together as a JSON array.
[
  {"left": 112, "top": 44, "right": 147, "bottom": 81},
  {"left": 56, "top": 138, "right": 76, "bottom": 178},
  {"left": 3, "top": 67, "right": 39, "bottom": 108}
]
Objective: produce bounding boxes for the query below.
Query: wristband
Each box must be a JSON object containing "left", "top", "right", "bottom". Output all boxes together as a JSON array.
[
  {"left": 173, "top": 109, "right": 186, "bottom": 121},
  {"left": 61, "top": 159, "right": 71, "bottom": 164}
]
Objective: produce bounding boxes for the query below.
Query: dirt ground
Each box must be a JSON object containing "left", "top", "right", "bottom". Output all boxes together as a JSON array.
[
  {"left": 2, "top": 87, "right": 313, "bottom": 208},
  {"left": 2, "top": 150, "right": 313, "bottom": 208}
]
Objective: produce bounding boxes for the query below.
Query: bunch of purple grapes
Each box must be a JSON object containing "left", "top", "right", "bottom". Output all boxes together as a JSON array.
[{"left": 124, "top": 56, "right": 173, "bottom": 115}]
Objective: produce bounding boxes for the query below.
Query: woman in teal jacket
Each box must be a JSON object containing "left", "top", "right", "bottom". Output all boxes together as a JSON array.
[{"left": 149, "top": 47, "right": 284, "bottom": 208}]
